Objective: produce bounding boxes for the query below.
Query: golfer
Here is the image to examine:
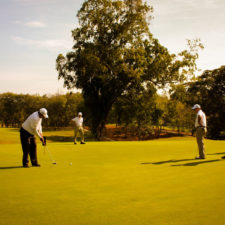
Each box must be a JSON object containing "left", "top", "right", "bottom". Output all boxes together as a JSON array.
[
  {"left": 72, "top": 112, "right": 85, "bottom": 144},
  {"left": 192, "top": 104, "right": 207, "bottom": 159},
  {"left": 20, "top": 108, "right": 48, "bottom": 167}
]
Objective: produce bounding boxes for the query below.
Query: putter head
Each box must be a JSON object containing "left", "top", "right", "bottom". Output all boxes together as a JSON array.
[
  {"left": 43, "top": 136, "right": 47, "bottom": 146},
  {"left": 52, "top": 162, "right": 57, "bottom": 164}
]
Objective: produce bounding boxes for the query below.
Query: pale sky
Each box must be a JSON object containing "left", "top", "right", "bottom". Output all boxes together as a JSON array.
[{"left": 0, "top": 0, "right": 225, "bottom": 95}]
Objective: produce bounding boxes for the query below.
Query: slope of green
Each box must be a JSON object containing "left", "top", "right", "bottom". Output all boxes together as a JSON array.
[{"left": 0, "top": 128, "right": 225, "bottom": 225}]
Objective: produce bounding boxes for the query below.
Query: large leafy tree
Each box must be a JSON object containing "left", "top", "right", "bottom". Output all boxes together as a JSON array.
[{"left": 56, "top": 0, "right": 201, "bottom": 139}]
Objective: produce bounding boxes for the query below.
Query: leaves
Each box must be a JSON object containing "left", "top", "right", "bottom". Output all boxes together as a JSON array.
[{"left": 56, "top": 0, "right": 202, "bottom": 138}]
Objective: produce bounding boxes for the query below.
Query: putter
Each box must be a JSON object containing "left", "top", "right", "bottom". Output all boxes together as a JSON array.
[
  {"left": 42, "top": 137, "right": 56, "bottom": 165},
  {"left": 44, "top": 146, "right": 57, "bottom": 165}
]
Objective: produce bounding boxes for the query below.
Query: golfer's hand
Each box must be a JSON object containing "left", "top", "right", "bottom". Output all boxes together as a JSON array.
[{"left": 40, "top": 137, "right": 46, "bottom": 146}]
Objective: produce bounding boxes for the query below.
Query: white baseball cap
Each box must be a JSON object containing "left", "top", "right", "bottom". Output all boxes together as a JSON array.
[
  {"left": 39, "top": 108, "right": 48, "bottom": 118},
  {"left": 78, "top": 112, "right": 82, "bottom": 116},
  {"left": 192, "top": 104, "right": 201, "bottom": 110}
]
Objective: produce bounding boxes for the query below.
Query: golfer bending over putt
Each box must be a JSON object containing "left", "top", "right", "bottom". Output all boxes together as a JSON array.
[
  {"left": 72, "top": 112, "right": 85, "bottom": 144},
  {"left": 20, "top": 108, "right": 48, "bottom": 167}
]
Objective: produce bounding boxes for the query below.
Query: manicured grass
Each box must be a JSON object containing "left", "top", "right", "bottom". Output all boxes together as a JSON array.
[{"left": 0, "top": 128, "right": 225, "bottom": 225}]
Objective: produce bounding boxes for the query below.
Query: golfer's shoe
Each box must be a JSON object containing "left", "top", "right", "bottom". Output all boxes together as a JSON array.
[
  {"left": 74, "top": 142, "right": 77, "bottom": 144},
  {"left": 221, "top": 156, "right": 225, "bottom": 159},
  {"left": 23, "top": 164, "right": 30, "bottom": 168},
  {"left": 195, "top": 156, "right": 205, "bottom": 160},
  {"left": 80, "top": 142, "right": 86, "bottom": 144},
  {"left": 32, "top": 163, "right": 41, "bottom": 167}
]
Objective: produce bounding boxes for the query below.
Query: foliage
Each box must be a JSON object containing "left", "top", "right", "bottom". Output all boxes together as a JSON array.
[
  {"left": 56, "top": 0, "right": 201, "bottom": 139},
  {"left": 112, "top": 83, "right": 157, "bottom": 140},
  {"left": 188, "top": 66, "right": 225, "bottom": 139},
  {"left": 0, "top": 92, "right": 84, "bottom": 128}
]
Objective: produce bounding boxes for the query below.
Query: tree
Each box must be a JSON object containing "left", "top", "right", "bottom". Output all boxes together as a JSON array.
[
  {"left": 113, "top": 83, "right": 157, "bottom": 140},
  {"left": 56, "top": 0, "right": 202, "bottom": 139},
  {"left": 188, "top": 66, "right": 225, "bottom": 139}
]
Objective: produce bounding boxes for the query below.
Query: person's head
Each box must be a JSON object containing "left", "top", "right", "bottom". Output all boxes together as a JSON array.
[
  {"left": 38, "top": 108, "right": 48, "bottom": 119},
  {"left": 192, "top": 104, "right": 201, "bottom": 113},
  {"left": 78, "top": 112, "right": 82, "bottom": 118}
]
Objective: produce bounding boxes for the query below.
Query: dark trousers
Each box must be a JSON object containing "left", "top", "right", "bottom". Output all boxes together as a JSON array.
[{"left": 20, "top": 128, "right": 38, "bottom": 166}]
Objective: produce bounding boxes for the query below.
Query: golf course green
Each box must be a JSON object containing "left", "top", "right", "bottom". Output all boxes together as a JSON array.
[{"left": 0, "top": 128, "right": 225, "bottom": 225}]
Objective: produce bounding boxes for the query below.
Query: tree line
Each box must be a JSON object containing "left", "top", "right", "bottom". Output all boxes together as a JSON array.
[
  {"left": 0, "top": 90, "right": 192, "bottom": 134},
  {"left": 0, "top": 64, "right": 224, "bottom": 140},
  {"left": 0, "top": 92, "right": 83, "bottom": 128}
]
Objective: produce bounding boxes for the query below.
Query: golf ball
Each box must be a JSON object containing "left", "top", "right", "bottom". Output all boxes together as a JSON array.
[{"left": 70, "top": 162, "right": 72, "bottom": 165}]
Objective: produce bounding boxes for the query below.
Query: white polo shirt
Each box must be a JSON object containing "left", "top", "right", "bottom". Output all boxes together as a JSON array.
[
  {"left": 72, "top": 117, "right": 83, "bottom": 127},
  {"left": 22, "top": 112, "right": 43, "bottom": 138},
  {"left": 195, "top": 110, "right": 206, "bottom": 128}
]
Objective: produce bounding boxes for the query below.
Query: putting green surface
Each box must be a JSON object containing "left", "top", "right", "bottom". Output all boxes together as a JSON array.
[{"left": 0, "top": 128, "right": 225, "bottom": 225}]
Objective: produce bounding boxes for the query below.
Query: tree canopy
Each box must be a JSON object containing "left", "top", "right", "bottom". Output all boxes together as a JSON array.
[{"left": 56, "top": 0, "right": 202, "bottom": 139}]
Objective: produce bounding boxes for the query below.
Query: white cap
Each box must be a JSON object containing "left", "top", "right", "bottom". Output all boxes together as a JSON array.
[
  {"left": 78, "top": 112, "right": 82, "bottom": 116},
  {"left": 192, "top": 104, "right": 201, "bottom": 110},
  {"left": 39, "top": 108, "right": 48, "bottom": 118}
]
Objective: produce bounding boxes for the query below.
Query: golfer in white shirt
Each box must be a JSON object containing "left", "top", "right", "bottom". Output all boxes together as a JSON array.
[
  {"left": 192, "top": 104, "right": 207, "bottom": 159},
  {"left": 71, "top": 112, "right": 85, "bottom": 144},
  {"left": 20, "top": 108, "right": 48, "bottom": 167}
]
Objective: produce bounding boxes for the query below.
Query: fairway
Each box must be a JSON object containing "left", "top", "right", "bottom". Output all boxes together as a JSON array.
[{"left": 0, "top": 128, "right": 225, "bottom": 225}]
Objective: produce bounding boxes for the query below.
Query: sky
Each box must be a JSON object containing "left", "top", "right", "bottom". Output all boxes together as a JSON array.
[{"left": 0, "top": 0, "right": 225, "bottom": 95}]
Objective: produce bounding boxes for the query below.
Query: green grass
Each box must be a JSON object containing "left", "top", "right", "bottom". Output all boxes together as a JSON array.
[{"left": 0, "top": 128, "right": 225, "bottom": 225}]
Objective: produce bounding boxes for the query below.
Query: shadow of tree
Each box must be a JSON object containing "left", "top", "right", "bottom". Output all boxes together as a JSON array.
[
  {"left": 171, "top": 159, "right": 221, "bottom": 167},
  {"left": 46, "top": 136, "right": 74, "bottom": 142},
  {"left": 207, "top": 152, "right": 225, "bottom": 155},
  {"left": 46, "top": 135, "right": 96, "bottom": 142},
  {"left": 141, "top": 158, "right": 194, "bottom": 165},
  {"left": 10, "top": 128, "right": 20, "bottom": 132},
  {"left": 0, "top": 166, "right": 23, "bottom": 170}
]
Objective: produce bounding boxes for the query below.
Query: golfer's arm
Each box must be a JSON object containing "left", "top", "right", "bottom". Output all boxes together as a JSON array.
[
  {"left": 198, "top": 115, "right": 204, "bottom": 126},
  {"left": 36, "top": 124, "right": 43, "bottom": 139}
]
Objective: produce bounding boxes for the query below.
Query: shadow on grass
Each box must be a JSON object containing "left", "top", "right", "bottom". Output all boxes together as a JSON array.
[
  {"left": 46, "top": 135, "right": 96, "bottom": 143},
  {"left": 1, "top": 128, "right": 20, "bottom": 132},
  {"left": 171, "top": 159, "right": 221, "bottom": 167},
  {"left": 0, "top": 166, "right": 23, "bottom": 170},
  {"left": 207, "top": 152, "right": 225, "bottom": 155},
  {"left": 141, "top": 158, "right": 194, "bottom": 165},
  {"left": 46, "top": 136, "right": 74, "bottom": 142}
]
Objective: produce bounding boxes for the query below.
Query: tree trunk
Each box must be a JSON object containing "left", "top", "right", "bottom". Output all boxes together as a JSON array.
[{"left": 90, "top": 102, "right": 113, "bottom": 140}]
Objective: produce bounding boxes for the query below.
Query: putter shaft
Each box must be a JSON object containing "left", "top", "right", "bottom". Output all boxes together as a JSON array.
[{"left": 44, "top": 146, "right": 56, "bottom": 164}]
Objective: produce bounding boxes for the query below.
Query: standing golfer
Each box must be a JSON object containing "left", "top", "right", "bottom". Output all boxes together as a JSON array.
[
  {"left": 20, "top": 108, "right": 48, "bottom": 167},
  {"left": 192, "top": 104, "right": 207, "bottom": 159},
  {"left": 72, "top": 112, "right": 85, "bottom": 144}
]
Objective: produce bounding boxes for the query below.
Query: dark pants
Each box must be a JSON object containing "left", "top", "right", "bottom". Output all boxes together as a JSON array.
[{"left": 20, "top": 128, "right": 38, "bottom": 166}]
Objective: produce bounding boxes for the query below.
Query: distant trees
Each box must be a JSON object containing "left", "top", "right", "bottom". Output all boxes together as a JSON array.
[
  {"left": 56, "top": 0, "right": 202, "bottom": 139},
  {"left": 0, "top": 92, "right": 83, "bottom": 128},
  {"left": 0, "top": 91, "right": 195, "bottom": 137}
]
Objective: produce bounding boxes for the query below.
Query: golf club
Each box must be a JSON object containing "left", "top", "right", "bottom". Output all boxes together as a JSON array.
[
  {"left": 42, "top": 137, "right": 57, "bottom": 165},
  {"left": 44, "top": 146, "right": 57, "bottom": 164}
]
